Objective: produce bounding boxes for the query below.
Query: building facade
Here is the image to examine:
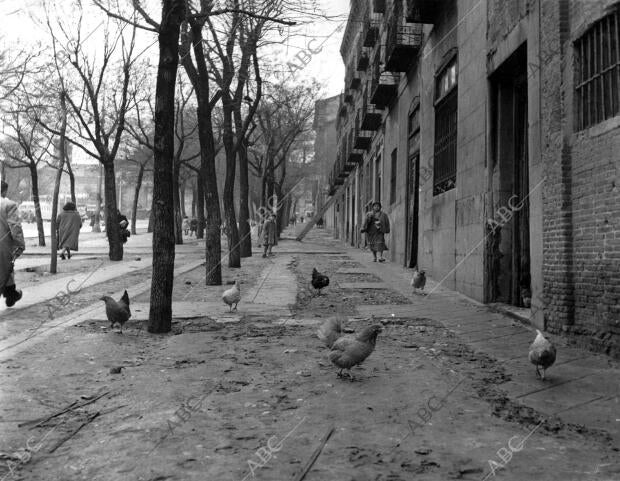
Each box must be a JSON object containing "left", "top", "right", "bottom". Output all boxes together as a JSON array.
[
  {"left": 313, "top": 94, "right": 340, "bottom": 229},
  {"left": 327, "top": 0, "right": 620, "bottom": 356}
]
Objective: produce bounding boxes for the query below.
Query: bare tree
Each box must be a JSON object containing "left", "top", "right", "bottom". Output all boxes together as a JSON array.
[
  {"left": 50, "top": 92, "right": 68, "bottom": 274},
  {"left": 128, "top": 73, "right": 199, "bottom": 244},
  {"left": 0, "top": 43, "right": 37, "bottom": 102},
  {"left": 249, "top": 81, "right": 319, "bottom": 221},
  {"left": 38, "top": 8, "right": 138, "bottom": 261},
  {"left": 0, "top": 99, "right": 52, "bottom": 246},
  {"left": 205, "top": 3, "right": 265, "bottom": 267}
]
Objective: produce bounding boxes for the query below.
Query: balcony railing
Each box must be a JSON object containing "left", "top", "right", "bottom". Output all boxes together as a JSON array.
[
  {"left": 338, "top": 93, "right": 347, "bottom": 118},
  {"left": 373, "top": 0, "right": 386, "bottom": 14},
  {"left": 348, "top": 71, "right": 361, "bottom": 90},
  {"left": 362, "top": 13, "right": 381, "bottom": 47},
  {"left": 370, "top": 59, "right": 399, "bottom": 109},
  {"left": 346, "top": 128, "right": 364, "bottom": 165},
  {"left": 361, "top": 86, "right": 383, "bottom": 130},
  {"left": 356, "top": 50, "right": 369, "bottom": 72},
  {"left": 354, "top": 110, "right": 373, "bottom": 150},
  {"left": 385, "top": 15, "right": 423, "bottom": 72},
  {"left": 406, "top": 0, "right": 438, "bottom": 24}
]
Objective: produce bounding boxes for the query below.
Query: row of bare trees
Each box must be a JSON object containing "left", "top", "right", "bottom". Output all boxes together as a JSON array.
[{"left": 0, "top": 0, "right": 327, "bottom": 333}]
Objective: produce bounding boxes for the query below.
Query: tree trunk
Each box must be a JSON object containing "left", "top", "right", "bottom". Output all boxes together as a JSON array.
[
  {"left": 238, "top": 139, "right": 251, "bottom": 257},
  {"left": 29, "top": 163, "right": 45, "bottom": 247},
  {"left": 92, "top": 165, "right": 102, "bottom": 232},
  {"left": 131, "top": 163, "right": 144, "bottom": 235},
  {"left": 274, "top": 182, "right": 284, "bottom": 237},
  {"left": 191, "top": 180, "right": 196, "bottom": 217},
  {"left": 261, "top": 171, "right": 268, "bottom": 210},
  {"left": 180, "top": 180, "right": 186, "bottom": 217},
  {"left": 103, "top": 161, "right": 123, "bottom": 261},
  {"left": 66, "top": 158, "right": 76, "bottom": 205},
  {"left": 147, "top": 209, "right": 154, "bottom": 233},
  {"left": 199, "top": 105, "right": 222, "bottom": 284},
  {"left": 196, "top": 171, "right": 205, "bottom": 239},
  {"left": 172, "top": 159, "right": 183, "bottom": 245},
  {"left": 148, "top": 0, "right": 183, "bottom": 334},
  {"left": 222, "top": 107, "right": 240, "bottom": 268},
  {"left": 50, "top": 93, "right": 67, "bottom": 274},
  {"left": 181, "top": 20, "right": 221, "bottom": 284}
]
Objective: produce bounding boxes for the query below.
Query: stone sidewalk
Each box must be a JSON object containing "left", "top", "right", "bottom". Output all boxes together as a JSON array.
[{"left": 291, "top": 226, "right": 620, "bottom": 444}]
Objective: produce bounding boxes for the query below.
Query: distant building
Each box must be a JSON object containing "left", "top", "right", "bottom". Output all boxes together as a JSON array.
[
  {"left": 329, "top": 0, "right": 620, "bottom": 357},
  {"left": 312, "top": 94, "right": 340, "bottom": 229}
]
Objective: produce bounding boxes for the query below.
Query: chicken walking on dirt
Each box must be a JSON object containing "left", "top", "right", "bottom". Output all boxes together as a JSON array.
[
  {"left": 222, "top": 280, "right": 241, "bottom": 312},
  {"left": 529, "top": 329, "right": 556, "bottom": 380},
  {"left": 318, "top": 319, "right": 382, "bottom": 380},
  {"left": 311, "top": 268, "right": 329, "bottom": 296},
  {"left": 101, "top": 290, "right": 131, "bottom": 334},
  {"left": 411, "top": 268, "right": 426, "bottom": 291}
]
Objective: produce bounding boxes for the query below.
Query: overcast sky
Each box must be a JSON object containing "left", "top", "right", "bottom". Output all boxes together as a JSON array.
[
  {"left": 0, "top": 0, "right": 349, "bottom": 165},
  {"left": 0, "top": 0, "right": 349, "bottom": 97}
]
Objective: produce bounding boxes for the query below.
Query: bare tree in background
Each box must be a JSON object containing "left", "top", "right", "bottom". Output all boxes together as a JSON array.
[
  {"left": 205, "top": 3, "right": 267, "bottom": 266},
  {"left": 249, "top": 81, "right": 319, "bottom": 228},
  {"left": 0, "top": 97, "right": 52, "bottom": 246},
  {"left": 38, "top": 8, "right": 137, "bottom": 261}
]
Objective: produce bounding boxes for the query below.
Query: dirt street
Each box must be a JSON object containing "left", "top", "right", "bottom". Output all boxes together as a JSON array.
[{"left": 0, "top": 234, "right": 618, "bottom": 481}]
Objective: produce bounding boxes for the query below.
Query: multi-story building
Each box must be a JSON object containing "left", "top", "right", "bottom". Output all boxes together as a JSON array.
[
  {"left": 313, "top": 94, "right": 340, "bottom": 229},
  {"left": 327, "top": 0, "right": 620, "bottom": 357}
]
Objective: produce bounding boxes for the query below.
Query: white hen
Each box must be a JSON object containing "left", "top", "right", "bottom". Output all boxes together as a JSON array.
[
  {"left": 528, "top": 329, "right": 556, "bottom": 380},
  {"left": 222, "top": 280, "right": 241, "bottom": 312}
]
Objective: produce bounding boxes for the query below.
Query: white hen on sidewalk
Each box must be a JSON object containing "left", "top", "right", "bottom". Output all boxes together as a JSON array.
[
  {"left": 528, "top": 329, "right": 556, "bottom": 380},
  {"left": 222, "top": 280, "right": 241, "bottom": 312}
]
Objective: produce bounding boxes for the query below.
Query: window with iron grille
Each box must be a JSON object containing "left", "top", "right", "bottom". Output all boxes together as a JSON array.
[
  {"left": 574, "top": 8, "right": 620, "bottom": 131},
  {"left": 390, "top": 148, "right": 398, "bottom": 204},
  {"left": 433, "top": 56, "right": 458, "bottom": 195}
]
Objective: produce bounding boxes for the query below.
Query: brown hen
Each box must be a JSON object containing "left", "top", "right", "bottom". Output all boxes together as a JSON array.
[{"left": 327, "top": 324, "right": 382, "bottom": 380}]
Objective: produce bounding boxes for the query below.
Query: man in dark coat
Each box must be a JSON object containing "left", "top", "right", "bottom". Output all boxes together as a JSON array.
[
  {"left": 57, "top": 202, "right": 83, "bottom": 259},
  {"left": 0, "top": 181, "right": 25, "bottom": 307}
]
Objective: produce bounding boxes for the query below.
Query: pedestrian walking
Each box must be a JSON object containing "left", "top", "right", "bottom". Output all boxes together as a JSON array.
[
  {"left": 182, "top": 216, "right": 190, "bottom": 236},
  {"left": 361, "top": 201, "right": 390, "bottom": 262},
  {"left": 56, "top": 201, "right": 83, "bottom": 260},
  {"left": 249, "top": 220, "right": 258, "bottom": 244},
  {"left": 118, "top": 209, "right": 130, "bottom": 244},
  {"left": 262, "top": 213, "right": 277, "bottom": 258},
  {"left": 189, "top": 217, "right": 198, "bottom": 237},
  {"left": 0, "top": 181, "right": 25, "bottom": 307}
]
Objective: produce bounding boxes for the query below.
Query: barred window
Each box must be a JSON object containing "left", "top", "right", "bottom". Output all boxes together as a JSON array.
[
  {"left": 434, "top": 57, "right": 458, "bottom": 195},
  {"left": 575, "top": 8, "right": 620, "bottom": 131}
]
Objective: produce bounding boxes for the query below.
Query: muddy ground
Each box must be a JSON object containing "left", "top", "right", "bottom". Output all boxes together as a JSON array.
[{"left": 0, "top": 250, "right": 618, "bottom": 481}]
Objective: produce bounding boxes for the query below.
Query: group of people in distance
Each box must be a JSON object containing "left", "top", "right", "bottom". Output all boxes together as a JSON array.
[
  {"left": 181, "top": 216, "right": 199, "bottom": 237},
  {"left": 0, "top": 179, "right": 133, "bottom": 309}
]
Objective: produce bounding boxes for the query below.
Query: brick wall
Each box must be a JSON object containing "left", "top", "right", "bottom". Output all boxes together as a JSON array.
[{"left": 541, "top": 0, "right": 620, "bottom": 357}]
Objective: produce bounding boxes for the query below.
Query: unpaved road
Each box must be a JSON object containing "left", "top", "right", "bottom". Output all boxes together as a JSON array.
[{"left": 0, "top": 246, "right": 618, "bottom": 481}]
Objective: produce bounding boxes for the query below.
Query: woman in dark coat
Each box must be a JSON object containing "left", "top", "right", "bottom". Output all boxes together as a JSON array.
[
  {"left": 57, "top": 202, "right": 83, "bottom": 259},
  {"left": 361, "top": 201, "right": 390, "bottom": 262},
  {"left": 262, "top": 213, "right": 277, "bottom": 258}
]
